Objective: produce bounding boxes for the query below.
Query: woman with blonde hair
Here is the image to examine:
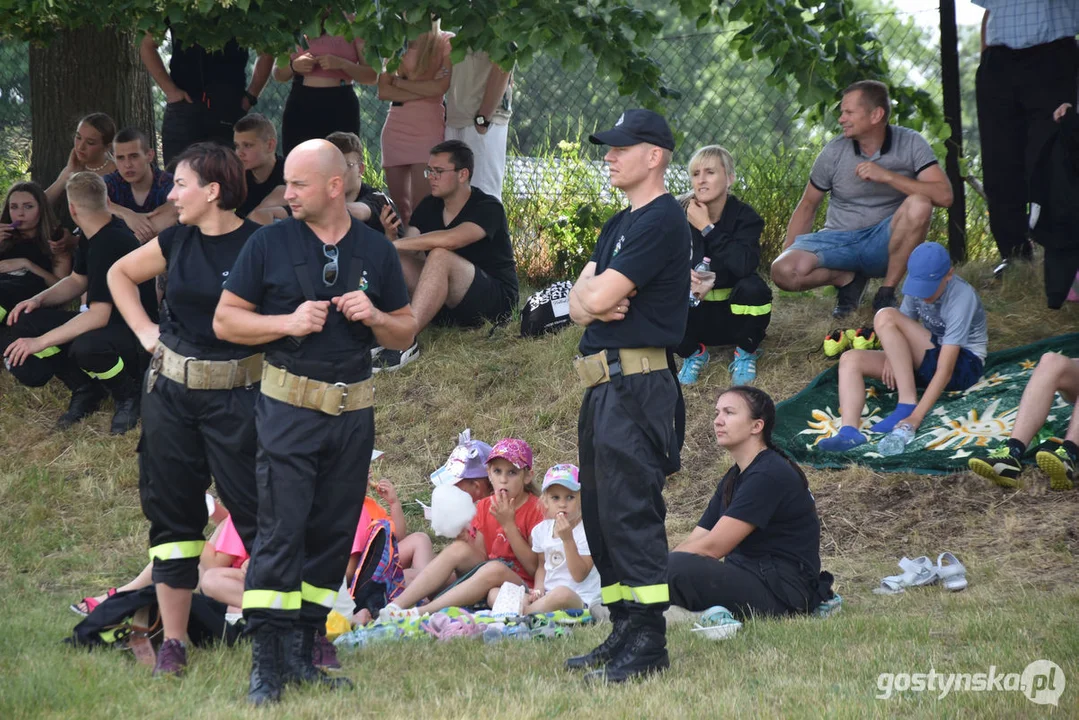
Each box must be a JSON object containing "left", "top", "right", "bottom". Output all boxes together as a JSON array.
[
  {"left": 378, "top": 18, "right": 454, "bottom": 227},
  {"left": 677, "top": 145, "right": 772, "bottom": 386}
]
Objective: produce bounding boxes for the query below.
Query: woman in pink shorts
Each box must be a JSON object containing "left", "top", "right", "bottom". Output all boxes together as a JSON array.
[{"left": 378, "top": 19, "right": 454, "bottom": 228}]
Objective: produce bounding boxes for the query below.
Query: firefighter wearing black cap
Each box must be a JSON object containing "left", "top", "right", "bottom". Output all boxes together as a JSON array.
[
  {"left": 567, "top": 109, "right": 690, "bottom": 683},
  {"left": 214, "top": 139, "right": 415, "bottom": 705},
  {"left": 108, "top": 142, "right": 263, "bottom": 679}
]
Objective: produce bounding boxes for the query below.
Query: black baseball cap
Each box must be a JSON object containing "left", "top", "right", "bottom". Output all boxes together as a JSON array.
[{"left": 589, "top": 109, "right": 675, "bottom": 151}]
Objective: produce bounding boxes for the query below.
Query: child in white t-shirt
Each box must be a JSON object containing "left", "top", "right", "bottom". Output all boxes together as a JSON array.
[{"left": 488, "top": 464, "right": 601, "bottom": 612}]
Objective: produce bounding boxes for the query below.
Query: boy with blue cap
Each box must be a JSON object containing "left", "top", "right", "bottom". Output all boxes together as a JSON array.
[{"left": 820, "top": 242, "right": 987, "bottom": 451}]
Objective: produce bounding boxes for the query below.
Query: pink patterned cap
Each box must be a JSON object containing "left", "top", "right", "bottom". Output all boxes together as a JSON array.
[
  {"left": 542, "top": 464, "right": 580, "bottom": 492},
  {"left": 485, "top": 438, "right": 533, "bottom": 470}
]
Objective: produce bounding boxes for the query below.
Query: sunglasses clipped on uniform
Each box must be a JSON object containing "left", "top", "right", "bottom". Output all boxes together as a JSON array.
[{"left": 322, "top": 243, "right": 338, "bottom": 286}]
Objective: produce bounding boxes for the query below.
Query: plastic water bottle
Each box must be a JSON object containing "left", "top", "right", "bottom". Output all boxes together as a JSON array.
[
  {"left": 482, "top": 624, "right": 507, "bottom": 644},
  {"left": 689, "top": 257, "right": 712, "bottom": 307},
  {"left": 878, "top": 422, "right": 915, "bottom": 456}
]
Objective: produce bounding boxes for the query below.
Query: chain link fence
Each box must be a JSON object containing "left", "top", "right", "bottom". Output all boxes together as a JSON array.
[{"left": 0, "top": 9, "right": 992, "bottom": 281}]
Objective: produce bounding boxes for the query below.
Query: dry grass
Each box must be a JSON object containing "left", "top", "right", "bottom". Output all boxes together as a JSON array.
[{"left": 1, "top": 256, "right": 1078, "bottom": 717}]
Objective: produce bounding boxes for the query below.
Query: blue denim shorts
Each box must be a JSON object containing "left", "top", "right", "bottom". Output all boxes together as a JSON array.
[
  {"left": 789, "top": 214, "right": 893, "bottom": 277},
  {"left": 915, "top": 340, "right": 984, "bottom": 391}
]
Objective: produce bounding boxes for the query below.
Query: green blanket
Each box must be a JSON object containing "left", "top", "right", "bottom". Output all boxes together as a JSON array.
[{"left": 775, "top": 333, "right": 1079, "bottom": 474}]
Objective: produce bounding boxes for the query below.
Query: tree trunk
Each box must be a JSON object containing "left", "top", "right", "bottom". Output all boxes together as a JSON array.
[{"left": 29, "top": 26, "right": 155, "bottom": 187}]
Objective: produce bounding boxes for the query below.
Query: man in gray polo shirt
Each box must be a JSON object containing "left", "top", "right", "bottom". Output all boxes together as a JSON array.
[{"left": 771, "top": 80, "right": 953, "bottom": 319}]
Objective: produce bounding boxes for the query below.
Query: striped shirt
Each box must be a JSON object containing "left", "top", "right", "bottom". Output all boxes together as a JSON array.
[{"left": 973, "top": 0, "right": 1079, "bottom": 50}]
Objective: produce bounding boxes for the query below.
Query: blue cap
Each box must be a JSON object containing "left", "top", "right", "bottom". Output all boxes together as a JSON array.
[
  {"left": 902, "top": 243, "right": 951, "bottom": 299},
  {"left": 589, "top": 109, "right": 675, "bottom": 151}
]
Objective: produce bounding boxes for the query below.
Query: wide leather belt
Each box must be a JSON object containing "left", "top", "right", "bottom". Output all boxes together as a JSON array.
[
  {"left": 152, "top": 343, "right": 262, "bottom": 390},
  {"left": 573, "top": 347, "right": 668, "bottom": 389},
  {"left": 260, "top": 363, "right": 373, "bottom": 416}
]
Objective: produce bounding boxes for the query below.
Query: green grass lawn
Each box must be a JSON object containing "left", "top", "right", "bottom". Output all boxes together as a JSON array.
[{"left": 1, "top": 260, "right": 1077, "bottom": 718}]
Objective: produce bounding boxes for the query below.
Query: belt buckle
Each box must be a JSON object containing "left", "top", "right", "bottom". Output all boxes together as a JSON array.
[
  {"left": 147, "top": 345, "right": 164, "bottom": 394},
  {"left": 182, "top": 356, "right": 198, "bottom": 388},
  {"left": 333, "top": 381, "right": 348, "bottom": 415},
  {"left": 607, "top": 359, "right": 623, "bottom": 377}
]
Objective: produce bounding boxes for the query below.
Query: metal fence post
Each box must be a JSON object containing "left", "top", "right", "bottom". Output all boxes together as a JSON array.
[{"left": 940, "top": 0, "right": 967, "bottom": 262}]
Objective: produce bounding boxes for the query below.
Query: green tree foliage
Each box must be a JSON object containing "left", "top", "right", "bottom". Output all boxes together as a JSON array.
[{"left": 0, "top": 0, "right": 941, "bottom": 125}]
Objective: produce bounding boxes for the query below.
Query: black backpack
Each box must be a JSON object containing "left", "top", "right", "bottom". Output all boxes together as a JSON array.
[
  {"left": 65, "top": 586, "right": 241, "bottom": 650},
  {"left": 520, "top": 280, "right": 573, "bottom": 337}
]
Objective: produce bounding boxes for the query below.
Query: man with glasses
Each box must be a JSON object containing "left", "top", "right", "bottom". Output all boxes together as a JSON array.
[
  {"left": 383, "top": 139, "right": 518, "bottom": 371},
  {"left": 213, "top": 139, "right": 416, "bottom": 705}
]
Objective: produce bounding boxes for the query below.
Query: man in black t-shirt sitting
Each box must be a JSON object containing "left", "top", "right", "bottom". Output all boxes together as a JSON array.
[
  {"left": 386, "top": 140, "right": 519, "bottom": 371},
  {"left": 1, "top": 173, "right": 158, "bottom": 433},
  {"left": 233, "top": 114, "right": 284, "bottom": 218}
]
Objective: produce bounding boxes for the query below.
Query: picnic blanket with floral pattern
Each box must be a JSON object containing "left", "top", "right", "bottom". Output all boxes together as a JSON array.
[{"left": 775, "top": 333, "right": 1079, "bottom": 474}]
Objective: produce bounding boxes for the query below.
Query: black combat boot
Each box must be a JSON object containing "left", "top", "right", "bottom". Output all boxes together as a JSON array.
[
  {"left": 56, "top": 381, "right": 107, "bottom": 429},
  {"left": 247, "top": 631, "right": 284, "bottom": 706},
  {"left": 565, "top": 602, "right": 630, "bottom": 670},
  {"left": 283, "top": 625, "right": 353, "bottom": 690},
  {"left": 101, "top": 372, "right": 140, "bottom": 435},
  {"left": 583, "top": 603, "right": 668, "bottom": 684}
]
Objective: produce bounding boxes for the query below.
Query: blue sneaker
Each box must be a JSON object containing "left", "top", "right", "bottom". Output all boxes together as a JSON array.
[
  {"left": 814, "top": 593, "right": 843, "bottom": 618},
  {"left": 678, "top": 345, "right": 709, "bottom": 385},
  {"left": 691, "top": 605, "right": 742, "bottom": 640},
  {"left": 729, "top": 347, "right": 759, "bottom": 386}
]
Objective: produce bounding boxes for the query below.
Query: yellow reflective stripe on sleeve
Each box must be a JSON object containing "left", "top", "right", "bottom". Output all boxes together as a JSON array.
[
  {"left": 147, "top": 540, "right": 205, "bottom": 562},
  {"left": 730, "top": 303, "right": 773, "bottom": 317},
  {"left": 601, "top": 584, "right": 625, "bottom": 604},
  {"left": 301, "top": 582, "right": 337, "bottom": 609},
  {"left": 623, "top": 584, "right": 670, "bottom": 605},
  {"left": 703, "top": 288, "right": 732, "bottom": 302},
  {"left": 243, "top": 589, "right": 302, "bottom": 611},
  {"left": 33, "top": 345, "right": 61, "bottom": 359},
  {"left": 85, "top": 357, "right": 125, "bottom": 380}
]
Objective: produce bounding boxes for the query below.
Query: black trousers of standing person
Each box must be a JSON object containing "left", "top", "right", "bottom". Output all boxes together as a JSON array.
[
  {"left": 138, "top": 354, "right": 260, "bottom": 589},
  {"left": 578, "top": 370, "right": 677, "bottom": 611},
  {"left": 243, "top": 394, "right": 374, "bottom": 633},
  {"left": 675, "top": 274, "right": 773, "bottom": 358},
  {"left": 668, "top": 552, "right": 813, "bottom": 619},
  {"left": 282, "top": 82, "right": 361, "bottom": 156},
  {"left": 0, "top": 308, "right": 143, "bottom": 399},
  {"left": 162, "top": 95, "right": 247, "bottom": 167},
  {"left": 975, "top": 37, "right": 1079, "bottom": 261}
]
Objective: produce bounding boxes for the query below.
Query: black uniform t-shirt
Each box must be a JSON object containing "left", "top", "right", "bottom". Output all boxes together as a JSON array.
[
  {"left": 410, "top": 187, "right": 519, "bottom": 303},
  {"left": 158, "top": 220, "right": 259, "bottom": 358},
  {"left": 578, "top": 194, "right": 691, "bottom": 355},
  {"left": 697, "top": 449, "right": 821, "bottom": 574},
  {"left": 1, "top": 236, "right": 52, "bottom": 270},
  {"left": 224, "top": 216, "right": 410, "bottom": 383},
  {"left": 236, "top": 157, "right": 284, "bottom": 219},
  {"left": 356, "top": 183, "right": 396, "bottom": 237},
  {"left": 73, "top": 216, "right": 159, "bottom": 325},
  {"left": 168, "top": 29, "right": 249, "bottom": 100}
]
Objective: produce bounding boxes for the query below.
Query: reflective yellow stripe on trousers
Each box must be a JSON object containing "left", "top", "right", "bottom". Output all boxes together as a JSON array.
[
  {"left": 601, "top": 584, "right": 625, "bottom": 604},
  {"left": 301, "top": 582, "right": 337, "bottom": 609},
  {"left": 730, "top": 303, "right": 772, "bottom": 316},
  {"left": 242, "top": 589, "right": 302, "bottom": 612},
  {"left": 85, "top": 357, "right": 124, "bottom": 380},
  {"left": 621, "top": 584, "right": 670, "bottom": 604},
  {"left": 147, "top": 540, "right": 205, "bottom": 562}
]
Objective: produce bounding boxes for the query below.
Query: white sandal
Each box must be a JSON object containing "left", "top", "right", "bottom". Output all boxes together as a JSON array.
[
  {"left": 874, "top": 556, "right": 938, "bottom": 595},
  {"left": 936, "top": 552, "right": 968, "bottom": 592}
]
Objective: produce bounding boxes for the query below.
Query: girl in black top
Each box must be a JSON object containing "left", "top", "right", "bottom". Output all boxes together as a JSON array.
[
  {"left": 0, "top": 182, "right": 74, "bottom": 320},
  {"left": 676, "top": 146, "right": 773, "bottom": 386},
  {"left": 669, "top": 386, "right": 833, "bottom": 618},
  {"left": 107, "top": 142, "right": 261, "bottom": 678}
]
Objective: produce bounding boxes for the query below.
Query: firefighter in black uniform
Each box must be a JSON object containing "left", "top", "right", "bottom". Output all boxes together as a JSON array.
[
  {"left": 2, "top": 172, "right": 157, "bottom": 434},
  {"left": 214, "top": 139, "right": 415, "bottom": 705},
  {"left": 566, "top": 110, "right": 690, "bottom": 683},
  {"left": 107, "top": 143, "right": 262, "bottom": 678}
]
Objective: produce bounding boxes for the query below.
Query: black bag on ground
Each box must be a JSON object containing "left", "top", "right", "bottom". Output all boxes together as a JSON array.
[
  {"left": 65, "top": 586, "right": 241, "bottom": 650},
  {"left": 520, "top": 280, "right": 573, "bottom": 337}
]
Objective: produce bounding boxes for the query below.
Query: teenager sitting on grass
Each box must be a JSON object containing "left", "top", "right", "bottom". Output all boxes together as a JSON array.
[
  {"left": 669, "top": 386, "right": 833, "bottom": 617},
  {"left": 380, "top": 438, "right": 544, "bottom": 618},
  {"left": 819, "top": 243, "right": 987, "bottom": 451},
  {"left": 969, "top": 351, "right": 1079, "bottom": 490}
]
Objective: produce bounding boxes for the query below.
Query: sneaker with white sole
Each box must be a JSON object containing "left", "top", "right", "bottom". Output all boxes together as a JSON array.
[
  {"left": 1036, "top": 445, "right": 1076, "bottom": 491},
  {"left": 729, "top": 347, "right": 759, "bottom": 386},
  {"left": 372, "top": 342, "right": 419, "bottom": 373},
  {"left": 691, "top": 605, "right": 742, "bottom": 640},
  {"left": 678, "top": 345, "right": 709, "bottom": 385}
]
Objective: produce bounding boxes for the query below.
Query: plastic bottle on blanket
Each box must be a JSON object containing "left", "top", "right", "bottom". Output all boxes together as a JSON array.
[{"left": 878, "top": 422, "right": 915, "bottom": 456}]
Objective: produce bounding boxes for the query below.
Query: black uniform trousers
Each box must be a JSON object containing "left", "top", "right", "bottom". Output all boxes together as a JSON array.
[
  {"left": 975, "top": 37, "right": 1079, "bottom": 260},
  {"left": 281, "top": 82, "right": 361, "bottom": 156},
  {"left": 0, "top": 308, "right": 142, "bottom": 397},
  {"left": 675, "top": 274, "right": 772, "bottom": 358},
  {"left": 243, "top": 394, "right": 374, "bottom": 632},
  {"left": 138, "top": 368, "right": 259, "bottom": 589},
  {"left": 0, "top": 273, "right": 46, "bottom": 324},
  {"left": 578, "top": 370, "right": 677, "bottom": 609},
  {"left": 161, "top": 97, "right": 247, "bottom": 167},
  {"left": 668, "top": 552, "right": 815, "bottom": 620}
]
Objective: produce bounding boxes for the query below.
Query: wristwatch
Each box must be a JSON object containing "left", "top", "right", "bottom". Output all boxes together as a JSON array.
[
  {"left": 244, "top": 91, "right": 259, "bottom": 107},
  {"left": 701, "top": 223, "right": 715, "bottom": 236},
  {"left": 474, "top": 114, "right": 488, "bottom": 128}
]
